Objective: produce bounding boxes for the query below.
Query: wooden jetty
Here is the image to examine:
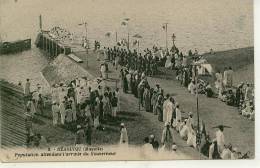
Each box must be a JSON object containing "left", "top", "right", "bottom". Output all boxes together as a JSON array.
[{"left": 35, "top": 31, "right": 72, "bottom": 59}]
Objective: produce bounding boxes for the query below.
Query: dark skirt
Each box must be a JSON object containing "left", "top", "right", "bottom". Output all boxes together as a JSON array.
[{"left": 157, "top": 107, "right": 163, "bottom": 122}]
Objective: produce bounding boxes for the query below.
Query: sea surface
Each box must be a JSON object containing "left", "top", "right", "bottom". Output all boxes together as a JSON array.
[{"left": 0, "top": 0, "right": 254, "bottom": 87}]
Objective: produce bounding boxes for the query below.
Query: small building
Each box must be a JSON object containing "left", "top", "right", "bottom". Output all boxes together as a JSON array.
[{"left": 0, "top": 80, "right": 28, "bottom": 148}]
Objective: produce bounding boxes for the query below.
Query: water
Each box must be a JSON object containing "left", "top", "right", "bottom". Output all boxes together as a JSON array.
[{"left": 0, "top": 0, "right": 254, "bottom": 86}]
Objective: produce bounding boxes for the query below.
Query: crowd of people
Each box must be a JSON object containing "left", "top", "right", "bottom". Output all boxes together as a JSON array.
[
  {"left": 101, "top": 44, "right": 252, "bottom": 159},
  {"left": 19, "top": 79, "right": 49, "bottom": 148},
  {"left": 50, "top": 77, "right": 122, "bottom": 145},
  {"left": 18, "top": 40, "right": 253, "bottom": 158},
  {"left": 21, "top": 76, "right": 121, "bottom": 146}
]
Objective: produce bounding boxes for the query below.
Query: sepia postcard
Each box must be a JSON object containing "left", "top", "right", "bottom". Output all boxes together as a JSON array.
[{"left": 0, "top": 0, "right": 254, "bottom": 162}]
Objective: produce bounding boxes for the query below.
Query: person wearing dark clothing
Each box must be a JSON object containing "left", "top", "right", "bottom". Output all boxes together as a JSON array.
[
  {"left": 212, "top": 141, "right": 221, "bottom": 159},
  {"left": 75, "top": 125, "right": 85, "bottom": 145},
  {"left": 111, "top": 92, "right": 118, "bottom": 117},
  {"left": 236, "top": 85, "right": 243, "bottom": 107},
  {"left": 85, "top": 119, "right": 92, "bottom": 145},
  {"left": 99, "top": 96, "right": 104, "bottom": 122}
]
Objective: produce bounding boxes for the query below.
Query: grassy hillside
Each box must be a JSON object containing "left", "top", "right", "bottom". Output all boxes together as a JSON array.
[{"left": 203, "top": 47, "right": 254, "bottom": 72}]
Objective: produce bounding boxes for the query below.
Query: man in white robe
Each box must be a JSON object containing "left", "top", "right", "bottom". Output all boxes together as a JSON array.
[
  {"left": 119, "top": 123, "right": 128, "bottom": 145},
  {"left": 216, "top": 125, "right": 225, "bottom": 153},
  {"left": 174, "top": 104, "right": 182, "bottom": 130},
  {"left": 223, "top": 67, "right": 228, "bottom": 87},
  {"left": 100, "top": 64, "right": 107, "bottom": 79},
  {"left": 165, "top": 98, "right": 174, "bottom": 124},
  {"left": 163, "top": 95, "right": 170, "bottom": 122},
  {"left": 52, "top": 102, "right": 59, "bottom": 126},
  {"left": 59, "top": 101, "right": 66, "bottom": 125},
  {"left": 226, "top": 67, "right": 234, "bottom": 88},
  {"left": 32, "top": 90, "right": 39, "bottom": 109},
  {"left": 188, "top": 81, "right": 196, "bottom": 95},
  {"left": 179, "top": 120, "right": 189, "bottom": 140},
  {"left": 186, "top": 112, "right": 194, "bottom": 131}
]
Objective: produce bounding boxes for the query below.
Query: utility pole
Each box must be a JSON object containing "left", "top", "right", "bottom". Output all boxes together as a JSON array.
[
  {"left": 127, "top": 26, "right": 130, "bottom": 50},
  {"left": 137, "top": 40, "right": 140, "bottom": 53},
  {"left": 164, "top": 23, "right": 168, "bottom": 50},
  {"left": 79, "top": 22, "right": 88, "bottom": 68},
  {"left": 195, "top": 65, "right": 200, "bottom": 131},
  {"left": 84, "top": 22, "right": 88, "bottom": 68},
  {"left": 115, "top": 31, "right": 118, "bottom": 44},
  {"left": 39, "top": 15, "right": 42, "bottom": 32}
]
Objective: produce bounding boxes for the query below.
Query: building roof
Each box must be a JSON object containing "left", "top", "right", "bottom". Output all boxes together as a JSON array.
[{"left": 0, "top": 80, "right": 27, "bottom": 148}]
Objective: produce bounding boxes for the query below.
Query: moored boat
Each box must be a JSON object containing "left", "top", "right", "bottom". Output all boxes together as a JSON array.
[{"left": 0, "top": 39, "right": 31, "bottom": 55}]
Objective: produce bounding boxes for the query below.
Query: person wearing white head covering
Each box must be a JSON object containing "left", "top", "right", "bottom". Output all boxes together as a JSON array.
[{"left": 119, "top": 123, "right": 128, "bottom": 145}]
